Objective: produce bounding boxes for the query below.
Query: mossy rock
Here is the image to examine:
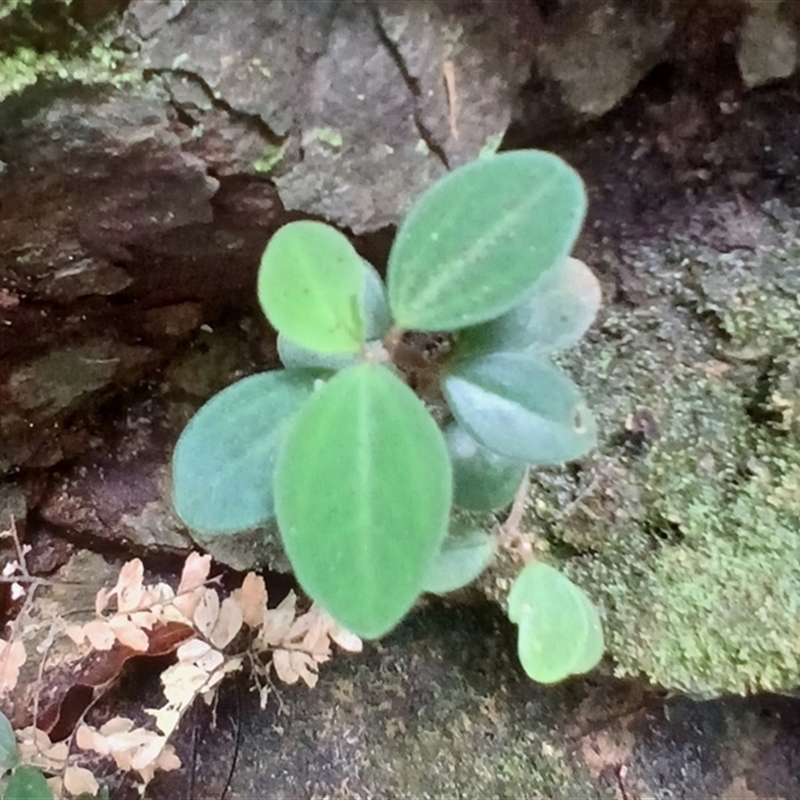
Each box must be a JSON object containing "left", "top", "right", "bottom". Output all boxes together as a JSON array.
[{"left": 485, "top": 203, "right": 800, "bottom": 697}]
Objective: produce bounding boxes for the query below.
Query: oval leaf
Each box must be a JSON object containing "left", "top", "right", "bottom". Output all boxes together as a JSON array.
[
  {"left": 508, "top": 562, "right": 604, "bottom": 683},
  {"left": 423, "top": 522, "right": 495, "bottom": 595},
  {"left": 275, "top": 363, "right": 452, "bottom": 638},
  {"left": 388, "top": 151, "right": 586, "bottom": 331},
  {"left": 443, "top": 353, "right": 596, "bottom": 465},
  {"left": 5, "top": 766, "right": 54, "bottom": 800},
  {"left": 258, "top": 221, "right": 365, "bottom": 354},
  {"left": 276, "top": 259, "right": 390, "bottom": 370},
  {"left": 277, "top": 335, "right": 358, "bottom": 371},
  {"left": 445, "top": 421, "right": 526, "bottom": 512},
  {"left": 0, "top": 711, "right": 18, "bottom": 773},
  {"left": 457, "top": 257, "right": 602, "bottom": 356},
  {"left": 172, "top": 370, "right": 321, "bottom": 535},
  {"left": 361, "top": 259, "right": 392, "bottom": 340}
]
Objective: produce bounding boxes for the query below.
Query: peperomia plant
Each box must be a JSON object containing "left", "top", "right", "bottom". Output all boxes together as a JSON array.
[{"left": 172, "top": 150, "right": 604, "bottom": 684}]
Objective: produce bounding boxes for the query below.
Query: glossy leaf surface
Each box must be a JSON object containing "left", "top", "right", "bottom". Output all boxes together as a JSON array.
[
  {"left": 457, "top": 257, "right": 601, "bottom": 356},
  {"left": 275, "top": 363, "right": 452, "bottom": 638},
  {"left": 423, "top": 522, "right": 495, "bottom": 595},
  {"left": 258, "top": 221, "right": 365, "bottom": 354},
  {"left": 172, "top": 371, "right": 320, "bottom": 535},
  {"left": 443, "top": 353, "right": 596, "bottom": 465},
  {"left": 508, "top": 562, "right": 604, "bottom": 684},
  {"left": 5, "top": 767, "right": 53, "bottom": 800},
  {"left": 445, "top": 421, "right": 525, "bottom": 511},
  {"left": 388, "top": 151, "right": 586, "bottom": 331}
]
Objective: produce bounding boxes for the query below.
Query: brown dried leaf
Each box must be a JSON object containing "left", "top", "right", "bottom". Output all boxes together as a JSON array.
[
  {"left": 209, "top": 596, "right": 243, "bottom": 650},
  {"left": 114, "top": 559, "right": 145, "bottom": 613},
  {"left": 63, "top": 765, "right": 99, "bottom": 796},
  {"left": 234, "top": 573, "right": 268, "bottom": 628},
  {"left": 178, "top": 552, "right": 212, "bottom": 594},
  {"left": 0, "top": 638, "right": 26, "bottom": 693},
  {"left": 259, "top": 591, "right": 297, "bottom": 647},
  {"left": 273, "top": 649, "right": 320, "bottom": 688},
  {"left": 83, "top": 619, "right": 116, "bottom": 651},
  {"left": 192, "top": 588, "right": 220, "bottom": 639},
  {"left": 328, "top": 622, "right": 363, "bottom": 654},
  {"left": 109, "top": 617, "right": 149, "bottom": 652}
]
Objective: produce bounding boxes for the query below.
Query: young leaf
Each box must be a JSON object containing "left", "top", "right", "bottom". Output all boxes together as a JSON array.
[
  {"left": 387, "top": 151, "right": 586, "bottom": 331},
  {"left": 508, "top": 562, "right": 604, "bottom": 684},
  {"left": 275, "top": 363, "right": 452, "bottom": 638},
  {"left": 258, "top": 221, "right": 366, "bottom": 354},
  {"left": 422, "top": 523, "right": 495, "bottom": 595},
  {"left": 0, "top": 711, "right": 18, "bottom": 773},
  {"left": 456, "top": 257, "right": 602, "bottom": 356},
  {"left": 172, "top": 370, "right": 321, "bottom": 535},
  {"left": 276, "top": 259, "right": 391, "bottom": 370},
  {"left": 4, "top": 766, "right": 54, "bottom": 800},
  {"left": 445, "top": 421, "right": 526, "bottom": 512},
  {"left": 443, "top": 353, "right": 596, "bottom": 465}
]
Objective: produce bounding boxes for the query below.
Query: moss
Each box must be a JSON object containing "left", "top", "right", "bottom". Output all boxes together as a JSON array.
[
  {"left": 0, "top": 1, "right": 133, "bottom": 102},
  {"left": 486, "top": 208, "right": 800, "bottom": 696},
  {"left": 253, "top": 140, "right": 289, "bottom": 174}
]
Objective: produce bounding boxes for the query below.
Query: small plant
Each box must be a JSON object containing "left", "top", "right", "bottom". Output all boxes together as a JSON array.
[{"left": 172, "top": 150, "right": 604, "bottom": 683}]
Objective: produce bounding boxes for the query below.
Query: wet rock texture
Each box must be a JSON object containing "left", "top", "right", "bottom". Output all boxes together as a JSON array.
[{"left": 1, "top": 0, "right": 800, "bottom": 711}]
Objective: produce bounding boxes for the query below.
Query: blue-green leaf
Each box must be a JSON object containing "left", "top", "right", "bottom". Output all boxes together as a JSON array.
[
  {"left": 445, "top": 421, "right": 525, "bottom": 512},
  {"left": 423, "top": 522, "right": 495, "bottom": 595},
  {"left": 443, "top": 353, "right": 596, "bottom": 465},
  {"left": 172, "top": 370, "right": 322, "bottom": 535},
  {"left": 457, "top": 257, "right": 601, "bottom": 356},
  {"left": 0, "top": 712, "right": 17, "bottom": 774}
]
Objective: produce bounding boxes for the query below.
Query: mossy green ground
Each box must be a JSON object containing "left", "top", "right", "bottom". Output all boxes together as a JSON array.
[{"left": 493, "top": 202, "right": 800, "bottom": 696}]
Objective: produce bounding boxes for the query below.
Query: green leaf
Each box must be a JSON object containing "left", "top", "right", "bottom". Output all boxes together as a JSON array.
[
  {"left": 457, "top": 257, "right": 602, "bottom": 356},
  {"left": 508, "top": 562, "right": 604, "bottom": 684},
  {"left": 277, "top": 335, "right": 357, "bottom": 371},
  {"left": 275, "top": 363, "right": 452, "bottom": 638},
  {"left": 4, "top": 766, "right": 53, "bottom": 800},
  {"left": 0, "top": 712, "right": 17, "bottom": 774},
  {"left": 172, "top": 370, "right": 321, "bottom": 535},
  {"left": 443, "top": 353, "right": 596, "bottom": 465},
  {"left": 445, "top": 421, "right": 525, "bottom": 512},
  {"left": 388, "top": 150, "right": 586, "bottom": 331},
  {"left": 258, "top": 221, "right": 366, "bottom": 354},
  {"left": 277, "top": 259, "right": 391, "bottom": 370},
  {"left": 361, "top": 259, "right": 392, "bottom": 340},
  {"left": 422, "top": 522, "right": 495, "bottom": 595}
]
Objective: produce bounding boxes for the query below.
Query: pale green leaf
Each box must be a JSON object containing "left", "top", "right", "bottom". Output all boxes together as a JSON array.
[
  {"left": 275, "top": 363, "right": 452, "bottom": 638},
  {"left": 258, "top": 221, "right": 365, "bottom": 354},
  {"left": 172, "top": 370, "right": 321, "bottom": 535},
  {"left": 423, "top": 522, "right": 495, "bottom": 595},
  {"left": 457, "top": 257, "right": 602, "bottom": 356},
  {"left": 388, "top": 150, "right": 586, "bottom": 331},
  {"left": 508, "top": 562, "right": 604, "bottom": 684},
  {"left": 443, "top": 353, "right": 596, "bottom": 465}
]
